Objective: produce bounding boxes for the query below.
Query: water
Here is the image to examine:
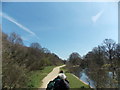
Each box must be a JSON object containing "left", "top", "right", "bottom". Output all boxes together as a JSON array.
[
  {"left": 71, "top": 66, "right": 117, "bottom": 88},
  {"left": 79, "top": 69, "right": 115, "bottom": 88},
  {"left": 108, "top": 71, "right": 113, "bottom": 78},
  {"left": 79, "top": 69, "right": 95, "bottom": 88}
]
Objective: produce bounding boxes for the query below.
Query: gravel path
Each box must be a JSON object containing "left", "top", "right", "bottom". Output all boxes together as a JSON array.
[{"left": 40, "top": 65, "right": 65, "bottom": 89}]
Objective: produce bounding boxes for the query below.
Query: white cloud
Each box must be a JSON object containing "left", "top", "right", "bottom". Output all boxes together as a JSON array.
[
  {"left": 92, "top": 10, "right": 104, "bottom": 23},
  {"left": 0, "top": 12, "right": 40, "bottom": 41}
]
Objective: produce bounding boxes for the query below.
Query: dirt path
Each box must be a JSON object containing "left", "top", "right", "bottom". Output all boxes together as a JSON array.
[{"left": 40, "top": 65, "right": 65, "bottom": 89}]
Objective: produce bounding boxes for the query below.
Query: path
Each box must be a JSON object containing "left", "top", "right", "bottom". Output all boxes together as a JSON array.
[{"left": 40, "top": 65, "right": 65, "bottom": 89}]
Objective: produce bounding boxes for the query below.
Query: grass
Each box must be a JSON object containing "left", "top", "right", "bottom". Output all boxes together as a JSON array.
[
  {"left": 27, "top": 65, "right": 90, "bottom": 89},
  {"left": 66, "top": 73, "right": 89, "bottom": 88},
  {"left": 60, "top": 66, "right": 89, "bottom": 88},
  {"left": 27, "top": 66, "right": 56, "bottom": 88}
]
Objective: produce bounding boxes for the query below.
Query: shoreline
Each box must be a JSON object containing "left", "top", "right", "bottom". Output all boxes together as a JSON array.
[{"left": 71, "top": 73, "right": 94, "bottom": 88}]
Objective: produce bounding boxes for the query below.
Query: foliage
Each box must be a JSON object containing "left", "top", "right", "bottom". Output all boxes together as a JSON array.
[
  {"left": 68, "top": 52, "right": 82, "bottom": 65},
  {"left": 82, "top": 39, "right": 120, "bottom": 88},
  {"left": 66, "top": 39, "right": 120, "bottom": 88},
  {"left": 2, "top": 32, "right": 63, "bottom": 89}
]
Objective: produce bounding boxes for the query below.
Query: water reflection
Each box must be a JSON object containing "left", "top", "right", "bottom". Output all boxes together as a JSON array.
[
  {"left": 108, "top": 72, "right": 113, "bottom": 78},
  {"left": 79, "top": 69, "right": 95, "bottom": 88},
  {"left": 78, "top": 68, "right": 118, "bottom": 88},
  {"left": 69, "top": 65, "right": 119, "bottom": 88}
]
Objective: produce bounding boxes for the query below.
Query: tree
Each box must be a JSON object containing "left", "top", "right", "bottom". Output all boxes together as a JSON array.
[
  {"left": 30, "top": 42, "right": 42, "bottom": 50},
  {"left": 92, "top": 46, "right": 105, "bottom": 67},
  {"left": 115, "top": 44, "right": 120, "bottom": 88},
  {"left": 2, "top": 32, "right": 63, "bottom": 89},
  {"left": 68, "top": 52, "right": 82, "bottom": 65},
  {"left": 102, "top": 39, "right": 116, "bottom": 62},
  {"left": 102, "top": 39, "right": 116, "bottom": 79},
  {"left": 42, "top": 47, "right": 51, "bottom": 53},
  {"left": 8, "top": 32, "right": 23, "bottom": 45},
  {"left": 115, "top": 44, "right": 120, "bottom": 66}
]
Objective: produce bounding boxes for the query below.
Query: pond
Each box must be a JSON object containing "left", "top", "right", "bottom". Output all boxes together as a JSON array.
[
  {"left": 78, "top": 69, "right": 117, "bottom": 88},
  {"left": 79, "top": 69, "right": 95, "bottom": 88},
  {"left": 70, "top": 66, "right": 118, "bottom": 88}
]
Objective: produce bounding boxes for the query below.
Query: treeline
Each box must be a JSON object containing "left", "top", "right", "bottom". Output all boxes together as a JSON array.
[
  {"left": 82, "top": 39, "right": 120, "bottom": 69},
  {"left": 2, "top": 32, "right": 63, "bottom": 89},
  {"left": 67, "top": 39, "right": 120, "bottom": 88}
]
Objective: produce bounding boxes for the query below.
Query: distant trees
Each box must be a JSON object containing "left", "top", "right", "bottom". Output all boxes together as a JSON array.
[
  {"left": 66, "top": 39, "right": 120, "bottom": 88},
  {"left": 102, "top": 39, "right": 116, "bottom": 64},
  {"left": 83, "top": 39, "right": 119, "bottom": 69},
  {"left": 42, "top": 47, "right": 51, "bottom": 53},
  {"left": 68, "top": 52, "right": 82, "bottom": 65},
  {"left": 81, "top": 39, "right": 120, "bottom": 88},
  {"left": 8, "top": 32, "right": 23, "bottom": 45},
  {"left": 3, "top": 31, "right": 120, "bottom": 88},
  {"left": 115, "top": 44, "right": 120, "bottom": 67},
  {"left": 92, "top": 46, "right": 105, "bottom": 67},
  {"left": 30, "top": 42, "right": 42, "bottom": 50},
  {"left": 2, "top": 32, "right": 63, "bottom": 89},
  {"left": 2, "top": 32, "right": 27, "bottom": 89},
  {"left": 66, "top": 52, "right": 82, "bottom": 74}
]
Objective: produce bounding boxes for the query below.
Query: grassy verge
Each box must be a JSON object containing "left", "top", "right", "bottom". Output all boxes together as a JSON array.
[
  {"left": 66, "top": 73, "right": 89, "bottom": 88},
  {"left": 60, "top": 66, "right": 89, "bottom": 88},
  {"left": 27, "top": 66, "right": 56, "bottom": 88}
]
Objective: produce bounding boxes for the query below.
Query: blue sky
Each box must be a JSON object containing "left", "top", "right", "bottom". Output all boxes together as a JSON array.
[{"left": 1, "top": 2, "right": 118, "bottom": 59}]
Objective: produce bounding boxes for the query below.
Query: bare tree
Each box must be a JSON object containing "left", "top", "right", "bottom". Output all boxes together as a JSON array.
[
  {"left": 8, "top": 32, "right": 23, "bottom": 45},
  {"left": 42, "top": 47, "right": 51, "bottom": 53},
  {"left": 68, "top": 52, "right": 82, "bottom": 65},
  {"left": 102, "top": 39, "right": 116, "bottom": 62},
  {"left": 30, "top": 42, "right": 42, "bottom": 50},
  {"left": 92, "top": 46, "right": 105, "bottom": 67},
  {"left": 115, "top": 44, "right": 120, "bottom": 66},
  {"left": 2, "top": 32, "right": 63, "bottom": 89}
]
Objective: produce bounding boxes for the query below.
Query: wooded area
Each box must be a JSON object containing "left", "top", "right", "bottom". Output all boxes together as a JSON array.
[
  {"left": 2, "top": 32, "right": 63, "bottom": 89},
  {"left": 67, "top": 39, "right": 120, "bottom": 88},
  {"left": 2, "top": 31, "right": 120, "bottom": 89}
]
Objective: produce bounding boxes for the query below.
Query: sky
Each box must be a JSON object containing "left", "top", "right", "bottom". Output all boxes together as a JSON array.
[{"left": 1, "top": 2, "right": 118, "bottom": 59}]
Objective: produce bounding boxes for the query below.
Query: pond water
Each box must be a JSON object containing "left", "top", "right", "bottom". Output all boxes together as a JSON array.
[
  {"left": 78, "top": 69, "right": 115, "bottom": 88},
  {"left": 79, "top": 69, "right": 95, "bottom": 88},
  {"left": 108, "top": 72, "right": 113, "bottom": 78}
]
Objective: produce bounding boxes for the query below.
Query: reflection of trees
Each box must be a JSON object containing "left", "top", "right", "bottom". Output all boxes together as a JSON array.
[
  {"left": 66, "top": 39, "right": 120, "bottom": 88},
  {"left": 86, "top": 77, "right": 91, "bottom": 88},
  {"left": 81, "top": 39, "right": 120, "bottom": 88},
  {"left": 85, "top": 68, "right": 116, "bottom": 88},
  {"left": 117, "top": 70, "right": 120, "bottom": 89}
]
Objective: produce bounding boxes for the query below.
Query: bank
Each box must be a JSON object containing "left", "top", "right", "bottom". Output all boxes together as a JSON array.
[
  {"left": 60, "top": 66, "right": 92, "bottom": 88},
  {"left": 27, "top": 65, "right": 92, "bottom": 89}
]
